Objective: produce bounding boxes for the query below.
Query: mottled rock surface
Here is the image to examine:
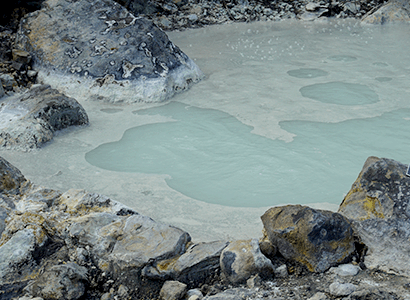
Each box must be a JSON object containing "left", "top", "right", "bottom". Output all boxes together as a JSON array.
[
  {"left": 261, "top": 205, "right": 355, "bottom": 273},
  {"left": 0, "top": 84, "right": 88, "bottom": 151},
  {"left": 339, "top": 156, "right": 410, "bottom": 277},
  {"left": 16, "top": 0, "right": 203, "bottom": 103},
  {"left": 219, "top": 239, "right": 274, "bottom": 284}
]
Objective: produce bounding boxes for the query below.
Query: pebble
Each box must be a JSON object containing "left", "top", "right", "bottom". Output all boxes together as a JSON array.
[
  {"left": 329, "top": 282, "right": 357, "bottom": 297},
  {"left": 329, "top": 264, "right": 361, "bottom": 277}
]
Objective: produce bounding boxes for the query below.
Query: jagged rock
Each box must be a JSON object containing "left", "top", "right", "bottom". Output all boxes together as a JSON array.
[
  {"left": 338, "top": 156, "right": 410, "bottom": 277},
  {"left": 361, "top": 0, "right": 410, "bottom": 24},
  {"left": 143, "top": 240, "right": 228, "bottom": 286},
  {"left": 261, "top": 205, "right": 355, "bottom": 273},
  {"left": 159, "top": 280, "right": 187, "bottom": 300},
  {"left": 16, "top": 0, "right": 203, "bottom": 103},
  {"left": 0, "top": 84, "right": 88, "bottom": 151},
  {"left": 219, "top": 239, "right": 273, "bottom": 284},
  {"left": 26, "top": 262, "right": 88, "bottom": 300}
]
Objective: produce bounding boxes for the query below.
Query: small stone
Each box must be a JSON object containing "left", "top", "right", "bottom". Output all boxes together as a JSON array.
[
  {"left": 188, "top": 14, "right": 198, "bottom": 22},
  {"left": 160, "top": 281, "right": 187, "bottom": 300},
  {"left": 27, "top": 70, "right": 38, "bottom": 78},
  {"left": 329, "top": 282, "right": 356, "bottom": 297},
  {"left": 274, "top": 264, "right": 288, "bottom": 278},
  {"left": 329, "top": 264, "right": 360, "bottom": 276},
  {"left": 306, "top": 2, "right": 321, "bottom": 11},
  {"left": 308, "top": 292, "right": 328, "bottom": 300},
  {"left": 187, "top": 289, "right": 203, "bottom": 300},
  {"left": 246, "top": 274, "right": 262, "bottom": 288}
]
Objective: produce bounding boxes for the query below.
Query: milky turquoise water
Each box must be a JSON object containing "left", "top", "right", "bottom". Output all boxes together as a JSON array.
[{"left": 85, "top": 19, "right": 410, "bottom": 208}]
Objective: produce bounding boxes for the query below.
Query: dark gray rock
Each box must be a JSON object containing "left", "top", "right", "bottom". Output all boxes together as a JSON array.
[
  {"left": 16, "top": 0, "right": 203, "bottom": 103},
  {"left": 338, "top": 156, "right": 410, "bottom": 277},
  {"left": 0, "top": 84, "right": 88, "bottom": 151},
  {"left": 219, "top": 239, "right": 273, "bottom": 284},
  {"left": 142, "top": 240, "right": 229, "bottom": 286},
  {"left": 261, "top": 205, "right": 355, "bottom": 273}
]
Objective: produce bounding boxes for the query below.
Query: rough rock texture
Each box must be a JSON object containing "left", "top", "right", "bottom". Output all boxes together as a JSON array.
[
  {"left": 362, "top": 0, "right": 410, "bottom": 24},
  {"left": 261, "top": 205, "right": 355, "bottom": 273},
  {"left": 16, "top": 0, "right": 203, "bottom": 103},
  {"left": 338, "top": 156, "right": 410, "bottom": 277},
  {"left": 26, "top": 262, "right": 89, "bottom": 300},
  {"left": 0, "top": 156, "right": 192, "bottom": 299},
  {"left": 219, "top": 239, "right": 274, "bottom": 284},
  {"left": 0, "top": 84, "right": 88, "bottom": 151}
]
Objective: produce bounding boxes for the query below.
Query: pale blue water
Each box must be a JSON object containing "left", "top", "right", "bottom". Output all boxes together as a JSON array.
[
  {"left": 86, "top": 102, "right": 410, "bottom": 207},
  {"left": 85, "top": 19, "right": 410, "bottom": 208}
]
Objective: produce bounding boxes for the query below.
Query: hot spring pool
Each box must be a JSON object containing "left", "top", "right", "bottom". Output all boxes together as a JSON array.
[
  {"left": 85, "top": 19, "right": 410, "bottom": 208},
  {"left": 3, "top": 18, "right": 410, "bottom": 240}
]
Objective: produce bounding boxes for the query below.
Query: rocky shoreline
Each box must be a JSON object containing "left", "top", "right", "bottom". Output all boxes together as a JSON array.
[
  {"left": 2, "top": 155, "right": 410, "bottom": 300},
  {"left": 1, "top": 0, "right": 410, "bottom": 299}
]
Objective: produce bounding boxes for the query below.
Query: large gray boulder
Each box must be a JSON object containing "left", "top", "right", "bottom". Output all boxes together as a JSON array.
[
  {"left": 0, "top": 84, "right": 88, "bottom": 151},
  {"left": 338, "top": 156, "right": 410, "bottom": 277},
  {"left": 361, "top": 0, "right": 410, "bottom": 24},
  {"left": 16, "top": 0, "right": 203, "bottom": 103},
  {"left": 261, "top": 205, "right": 355, "bottom": 273}
]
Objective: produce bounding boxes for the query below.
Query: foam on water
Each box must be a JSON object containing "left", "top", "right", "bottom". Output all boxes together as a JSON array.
[{"left": 2, "top": 19, "right": 410, "bottom": 240}]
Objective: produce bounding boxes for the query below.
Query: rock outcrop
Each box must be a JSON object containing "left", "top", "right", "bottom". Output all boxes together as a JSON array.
[
  {"left": 16, "top": 0, "right": 203, "bottom": 103},
  {"left": 261, "top": 205, "right": 355, "bottom": 273},
  {"left": 0, "top": 84, "right": 88, "bottom": 151},
  {"left": 338, "top": 156, "right": 410, "bottom": 277}
]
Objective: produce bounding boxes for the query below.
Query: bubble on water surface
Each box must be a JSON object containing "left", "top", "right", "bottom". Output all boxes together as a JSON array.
[
  {"left": 299, "top": 81, "right": 379, "bottom": 105},
  {"left": 287, "top": 68, "right": 328, "bottom": 79}
]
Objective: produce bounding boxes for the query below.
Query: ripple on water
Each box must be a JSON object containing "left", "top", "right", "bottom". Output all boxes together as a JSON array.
[
  {"left": 287, "top": 68, "right": 328, "bottom": 79},
  {"left": 100, "top": 108, "right": 124, "bottom": 114},
  {"left": 299, "top": 81, "right": 379, "bottom": 105},
  {"left": 327, "top": 55, "right": 357, "bottom": 62}
]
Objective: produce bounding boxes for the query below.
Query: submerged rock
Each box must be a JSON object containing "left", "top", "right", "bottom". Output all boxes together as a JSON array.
[
  {"left": 338, "top": 156, "right": 410, "bottom": 277},
  {"left": 16, "top": 0, "right": 203, "bottom": 103},
  {"left": 261, "top": 205, "right": 355, "bottom": 273},
  {"left": 0, "top": 84, "right": 88, "bottom": 151}
]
